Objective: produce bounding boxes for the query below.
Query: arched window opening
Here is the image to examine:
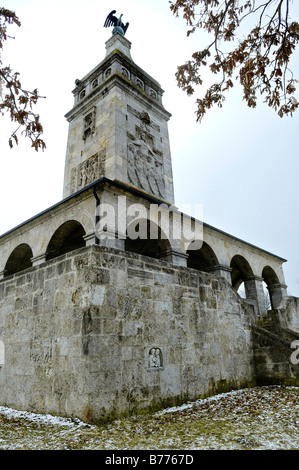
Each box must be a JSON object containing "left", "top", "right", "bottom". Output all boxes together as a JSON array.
[
  {"left": 237, "top": 280, "right": 270, "bottom": 308},
  {"left": 262, "top": 266, "right": 280, "bottom": 310},
  {"left": 262, "top": 281, "right": 272, "bottom": 311},
  {"left": 125, "top": 219, "right": 171, "bottom": 260},
  {"left": 187, "top": 242, "right": 218, "bottom": 272},
  {"left": 230, "top": 255, "right": 254, "bottom": 298},
  {"left": 46, "top": 220, "right": 86, "bottom": 261},
  {"left": 4, "top": 243, "right": 33, "bottom": 276},
  {"left": 262, "top": 266, "right": 280, "bottom": 286},
  {"left": 237, "top": 281, "right": 246, "bottom": 299}
]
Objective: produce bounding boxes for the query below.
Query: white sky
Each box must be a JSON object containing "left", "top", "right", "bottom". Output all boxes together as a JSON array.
[{"left": 1, "top": 0, "right": 299, "bottom": 296}]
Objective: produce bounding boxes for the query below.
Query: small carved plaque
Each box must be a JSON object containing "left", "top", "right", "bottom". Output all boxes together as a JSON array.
[
  {"left": 148, "top": 348, "right": 163, "bottom": 369},
  {"left": 135, "top": 78, "right": 144, "bottom": 90}
]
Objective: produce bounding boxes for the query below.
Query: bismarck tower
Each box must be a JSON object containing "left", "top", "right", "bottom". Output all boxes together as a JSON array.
[
  {"left": 63, "top": 11, "right": 175, "bottom": 206},
  {"left": 0, "top": 11, "right": 295, "bottom": 425}
]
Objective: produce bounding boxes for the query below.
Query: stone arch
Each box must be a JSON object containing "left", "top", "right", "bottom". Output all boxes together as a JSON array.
[
  {"left": 231, "top": 255, "right": 271, "bottom": 313},
  {"left": 230, "top": 255, "right": 254, "bottom": 292},
  {"left": 187, "top": 241, "right": 219, "bottom": 272},
  {"left": 46, "top": 220, "right": 86, "bottom": 261},
  {"left": 125, "top": 218, "right": 171, "bottom": 260},
  {"left": 4, "top": 243, "right": 33, "bottom": 276},
  {"left": 262, "top": 266, "right": 281, "bottom": 310},
  {"left": 262, "top": 266, "right": 280, "bottom": 286}
]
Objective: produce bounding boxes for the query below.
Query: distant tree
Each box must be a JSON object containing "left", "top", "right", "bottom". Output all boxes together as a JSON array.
[
  {"left": 0, "top": 7, "right": 46, "bottom": 151},
  {"left": 170, "top": 0, "right": 299, "bottom": 121}
]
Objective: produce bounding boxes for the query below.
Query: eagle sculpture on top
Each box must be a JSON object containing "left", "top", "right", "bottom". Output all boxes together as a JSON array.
[{"left": 104, "top": 10, "right": 129, "bottom": 36}]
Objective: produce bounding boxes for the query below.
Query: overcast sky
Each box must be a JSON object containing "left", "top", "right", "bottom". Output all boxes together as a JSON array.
[{"left": 1, "top": 0, "right": 299, "bottom": 297}]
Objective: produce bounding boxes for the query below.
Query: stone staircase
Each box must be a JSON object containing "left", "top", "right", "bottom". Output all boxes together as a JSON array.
[{"left": 252, "top": 305, "right": 299, "bottom": 386}]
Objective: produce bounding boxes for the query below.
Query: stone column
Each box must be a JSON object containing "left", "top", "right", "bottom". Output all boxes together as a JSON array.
[
  {"left": 160, "top": 248, "right": 188, "bottom": 267},
  {"left": 245, "top": 276, "right": 267, "bottom": 315},
  {"left": 268, "top": 283, "right": 288, "bottom": 309},
  {"left": 31, "top": 253, "right": 47, "bottom": 267},
  {"left": 207, "top": 265, "right": 232, "bottom": 284},
  {"left": 0, "top": 270, "right": 7, "bottom": 280},
  {"left": 97, "top": 229, "right": 125, "bottom": 251},
  {"left": 83, "top": 232, "right": 96, "bottom": 246}
]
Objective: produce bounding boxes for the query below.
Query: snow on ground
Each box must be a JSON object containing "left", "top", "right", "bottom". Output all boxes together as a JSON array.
[
  {"left": 0, "top": 385, "right": 298, "bottom": 450},
  {"left": 0, "top": 405, "right": 87, "bottom": 428}
]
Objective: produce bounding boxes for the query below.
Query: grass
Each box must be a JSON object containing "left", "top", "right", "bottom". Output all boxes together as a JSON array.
[{"left": 0, "top": 385, "right": 299, "bottom": 450}]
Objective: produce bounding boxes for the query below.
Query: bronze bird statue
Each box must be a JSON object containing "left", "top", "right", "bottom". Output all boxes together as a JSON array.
[{"left": 104, "top": 10, "right": 129, "bottom": 36}]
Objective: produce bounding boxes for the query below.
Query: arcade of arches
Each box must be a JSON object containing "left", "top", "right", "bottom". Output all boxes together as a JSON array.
[
  {"left": 2, "top": 219, "right": 284, "bottom": 315},
  {"left": 187, "top": 242, "right": 282, "bottom": 313}
]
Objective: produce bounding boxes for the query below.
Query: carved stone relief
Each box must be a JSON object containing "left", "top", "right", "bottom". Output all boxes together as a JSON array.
[
  {"left": 121, "top": 67, "right": 130, "bottom": 79},
  {"left": 135, "top": 78, "right": 144, "bottom": 90},
  {"left": 70, "top": 150, "right": 106, "bottom": 193},
  {"left": 127, "top": 125, "right": 165, "bottom": 199},
  {"left": 92, "top": 78, "right": 98, "bottom": 89},
  {"left": 105, "top": 67, "right": 112, "bottom": 78},
  {"left": 127, "top": 105, "right": 160, "bottom": 133},
  {"left": 148, "top": 348, "right": 163, "bottom": 369},
  {"left": 149, "top": 89, "right": 157, "bottom": 99},
  {"left": 82, "top": 107, "right": 96, "bottom": 141}
]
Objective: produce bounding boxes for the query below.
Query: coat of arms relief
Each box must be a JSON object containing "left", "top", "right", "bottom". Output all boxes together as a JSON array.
[{"left": 127, "top": 123, "right": 166, "bottom": 200}]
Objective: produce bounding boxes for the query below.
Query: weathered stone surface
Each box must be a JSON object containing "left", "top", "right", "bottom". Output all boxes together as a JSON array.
[
  {"left": 0, "top": 245, "right": 258, "bottom": 423},
  {"left": 63, "top": 33, "right": 174, "bottom": 205},
  {"left": 0, "top": 30, "right": 296, "bottom": 425}
]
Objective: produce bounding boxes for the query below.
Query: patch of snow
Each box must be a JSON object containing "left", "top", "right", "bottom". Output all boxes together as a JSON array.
[
  {"left": 0, "top": 405, "right": 89, "bottom": 428},
  {"left": 155, "top": 387, "right": 252, "bottom": 415}
]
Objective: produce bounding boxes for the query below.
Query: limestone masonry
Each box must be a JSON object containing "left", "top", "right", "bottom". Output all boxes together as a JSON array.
[{"left": 0, "top": 31, "right": 299, "bottom": 423}]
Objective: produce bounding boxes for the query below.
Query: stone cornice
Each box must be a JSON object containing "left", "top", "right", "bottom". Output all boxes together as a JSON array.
[{"left": 65, "top": 71, "right": 171, "bottom": 123}]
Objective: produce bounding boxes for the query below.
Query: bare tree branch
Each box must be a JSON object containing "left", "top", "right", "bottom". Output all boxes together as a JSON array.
[
  {"left": 0, "top": 7, "right": 46, "bottom": 151},
  {"left": 170, "top": 0, "right": 299, "bottom": 121}
]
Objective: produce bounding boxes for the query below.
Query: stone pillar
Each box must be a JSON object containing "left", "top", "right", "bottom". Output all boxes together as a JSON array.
[
  {"left": 83, "top": 232, "right": 96, "bottom": 246},
  {"left": 105, "top": 31, "right": 132, "bottom": 59},
  {"left": 245, "top": 276, "right": 267, "bottom": 315},
  {"left": 31, "top": 253, "right": 47, "bottom": 267},
  {"left": 160, "top": 248, "right": 189, "bottom": 267},
  {"left": 268, "top": 283, "right": 288, "bottom": 309},
  {"left": 97, "top": 229, "right": 125, "bottom": 251},
  {"left": 207, "top": 265, "right": 232, "bottom": 284},
  {"left": 0, "top": 270, "right": 7, "bottom": 280}
]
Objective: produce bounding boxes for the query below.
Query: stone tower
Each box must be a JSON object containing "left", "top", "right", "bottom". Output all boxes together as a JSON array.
[
  {"left": 0, "top": 20, "right": 296, "bottom": 425},
  {"left": 63, "top": 32, "right": 174, "bottom": 205}
]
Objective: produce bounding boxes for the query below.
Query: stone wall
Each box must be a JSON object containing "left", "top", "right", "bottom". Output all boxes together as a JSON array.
[
  {"left": 277, "top": 296, "right": 299, "bottom": 333},
  {"left": 252, "top": 298, "right": 299, "bottom": 386},
  {"left": 252, "top": 323, "right": 299, "bottom": 386},
  {"left": 0, "top": 245, "right": 256, "bottom": 423}
]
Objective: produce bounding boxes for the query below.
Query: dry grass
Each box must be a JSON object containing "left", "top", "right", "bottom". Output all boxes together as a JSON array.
[{"left": 0, "top": 385, "right": 299, "bottom": 450}]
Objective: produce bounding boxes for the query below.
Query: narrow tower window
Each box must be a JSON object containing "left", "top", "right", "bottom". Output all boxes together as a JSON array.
[{"left": 82, "top": 107, "right": 96, "bottom": 141}]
